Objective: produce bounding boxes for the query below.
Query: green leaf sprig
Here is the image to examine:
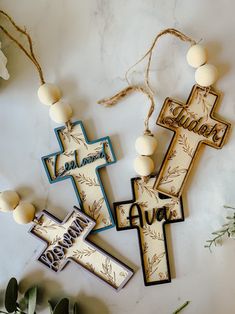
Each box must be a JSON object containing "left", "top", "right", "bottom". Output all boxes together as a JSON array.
[
  {"left": 205, "top": 205, "right": 235, "bottom": 252},
  {"left": 0, "top": 278, "right": 79, "bottom": 314}
]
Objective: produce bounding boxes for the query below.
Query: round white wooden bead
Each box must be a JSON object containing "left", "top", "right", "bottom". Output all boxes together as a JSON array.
[
  {"left": 13, "top": 202, "right": 35, "bottom": 224},
  {"left": 38, "top": 83, "right": 61, "bottom": 106},
  {"left": 49, "top": 100, "right": 73, "bottom": 123},
  {"left": 195, "top": 64, "right": 218, "bottom": 87},
  {"left": 186, "top": 44, "right": 207, "bottom": 68},
  {"left": 135, "top": 135, "right": 158, "bottom": 156},
  {"left": 0, "top": 190, "right": 20, "bottom": 212},
  {"left": 134, "top": 156, "right": 154, "bottom": 176}
]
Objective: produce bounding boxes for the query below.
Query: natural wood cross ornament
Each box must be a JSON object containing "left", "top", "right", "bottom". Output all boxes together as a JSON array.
[
  {"left": 30, "top": 206, "right": 133, "bottom": 291},
  {"left": 114, "top": 177, "right": 184, "bottom": 286},
  {"left": 154, "top": 85, "right": 230, "bottom": 198},
  {"left": 42, "top": 121, "right": 116, "bottom": 233}
]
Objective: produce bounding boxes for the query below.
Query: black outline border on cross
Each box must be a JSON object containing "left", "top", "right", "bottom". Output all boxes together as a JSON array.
[{"left": 113, "top": 176, "right": 184, "bottom": 286}]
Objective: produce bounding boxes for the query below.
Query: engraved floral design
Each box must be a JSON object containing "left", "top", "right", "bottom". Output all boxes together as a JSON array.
[
  {"left": 64, "top": 150, "right": 75, "bottom": 157},
  {"left": 143, "top": 226, "right": 164, "bottom": 241},
  {"left": 100, "top": 257, "right": 117, "bottom": 287},
  {"left": 159, "top": 166, "right": 187, "bottom": 185},
  {"left": 168, "top": 149, "right": 177, "bottom": 160},
  {"left": 178, "top": 134, "right": 194, "bottom": 158},
  {"left": 86, "top": 262, "right": 96, "bottom": 273},
  {"left": 87, "top": 198, "right": 104, "bottom": 220},
  {"left": 195, "top": 88, "right": 212, "bottom": 120},
  {"left": 73, "top": 247, "right": 96, "bottom": 259},
  {"left": 75, "top": 173, "right": 100, "bottom": 187},
  {"left": 34, "top": 219, "right": 65, "bottom": 235},
  {"left": 50, "top": 235, "right": 61, "bottom": 246},
  {"left": 136, "top": 180, "right": 159, "bottom": 201},
  {"left": 80, "top": 190, "right": 86, "bottom": 202},
  {"left": 60, "top": 130, "right": 88, "bottom": 149},
  {"left": 145, "top": 252, "right": 165, "bottom": 280}
]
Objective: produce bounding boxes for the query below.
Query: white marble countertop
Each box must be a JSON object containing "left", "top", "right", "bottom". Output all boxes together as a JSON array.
[{"left": 0, "top": 1, "right": 235, "bottom": 313}]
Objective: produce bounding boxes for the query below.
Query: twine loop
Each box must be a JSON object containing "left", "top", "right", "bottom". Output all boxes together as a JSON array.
[
  {"left": 0, "top": 10, "right": 45, "bottom": 85},
  {"left": 98, "top": 28, "right": 196, "bottom": 133}
]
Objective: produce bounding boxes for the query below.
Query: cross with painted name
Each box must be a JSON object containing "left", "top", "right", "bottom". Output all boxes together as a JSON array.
[
  {"left": 114, "top": 177, "right": 184, "bottom": 286},
  {"left": 154, "top": 85, "right": 230, "bottom": 198},
  {"left": 30, "top": 206, "right": 133, "bottom": 291},
  {"left": 42, "top": 120, "right": 116, "bottom": 232}
]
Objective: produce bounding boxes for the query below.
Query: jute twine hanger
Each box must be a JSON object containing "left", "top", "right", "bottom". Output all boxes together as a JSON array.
[
  {"left": 0, "top": 10, "right": 45, "bottom": 85},
  {"left": 98, "top": 28, "right": 198, "bottom": 134},
  {"left": 0, "top": 10, "right": 73, "bottom": 131}
]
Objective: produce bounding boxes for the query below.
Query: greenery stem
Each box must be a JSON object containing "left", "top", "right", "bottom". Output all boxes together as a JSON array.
[{"left": 173, "top": 301, "right": 190, "bottom": 314}]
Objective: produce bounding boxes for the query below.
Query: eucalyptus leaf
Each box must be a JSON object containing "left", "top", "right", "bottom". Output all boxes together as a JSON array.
[
  {"left": 4, "top": 277, "right": 18, "bottom": 313},
  {"left": 25, "top": 286, "right": 37, "bottom": 314},
  {"left": 18, "top": 297, "right": 27, "bottom": 311},
  {"left": 53, "top": 298, "right": 69, "bottom": 314},
  {"left": 73, "top": 302, "right": 79, "bottom": 314}
]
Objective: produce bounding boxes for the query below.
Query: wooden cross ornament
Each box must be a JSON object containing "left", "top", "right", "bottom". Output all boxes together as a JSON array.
[
  {"left": 42, "top": 120, "right": 116, "bottom": 232},
  {"left": 114, "top": 177, "right": 184, "bottom": 286},
  {"left": 154, "top": 85, "right": 230, "bottom": 198},
  {"left": 30, "top": 206, "right": 133, "bottom": 291}
]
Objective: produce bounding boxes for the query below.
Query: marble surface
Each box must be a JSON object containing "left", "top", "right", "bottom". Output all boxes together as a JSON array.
[{"left": 0, "top": 0, "right": 235, "bottom": 313}]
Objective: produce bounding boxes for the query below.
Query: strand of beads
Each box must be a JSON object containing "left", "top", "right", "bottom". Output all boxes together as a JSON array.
[
  {"left": 37, "top": 83, "right": 73, "bottom": 124},
  {"left": 134, "top": 132, "right": 158, "bottom": 177},
  {"left": 186, "top": 44, "right": 218, "bottom": 87},
  {"left": 0, "top": 190, "right": 36, "bottom": 224}
]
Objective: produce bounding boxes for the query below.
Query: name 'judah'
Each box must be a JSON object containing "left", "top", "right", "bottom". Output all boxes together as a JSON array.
[{"left": 165, "top": 105, "right": 222, "bottom": 142}]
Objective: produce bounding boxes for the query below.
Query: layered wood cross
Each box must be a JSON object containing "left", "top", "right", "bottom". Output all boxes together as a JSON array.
[
  {"left": 114, "top": 177, "right": 184, "bottom": 286},
  {"left": 30, "top": 206, "right": 133, "bottom": 291},
  {"left": 42, "top": 120, "right": 116, "bottom": 232},
  {"left": 154, "top": 85, "right": 230, "bottom": 198}
]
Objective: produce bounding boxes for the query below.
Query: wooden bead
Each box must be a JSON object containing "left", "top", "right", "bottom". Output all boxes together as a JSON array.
[
  {"left": 135, "top": 135, "right": 157, "bottom": 156},
  {"left": 186, "top": 44, "right": 207, "bottom": 68},
  {"left": 38, "top": 83, "right": 61, "bottom": 106},
  {"left": 49, "top": 100, "right": 73, "bottom": 123},
  {"left": 134, "top": 156, "right": 154, "bottom": 176},
  {"left": 0, "top": 190, "right": 20, "bottom": 212},
  {"left": 195, "top": 64, "right": 218, "bottom": 87},
  {"left": 13, "top": 202, "right": 35, "bottom": 224}
]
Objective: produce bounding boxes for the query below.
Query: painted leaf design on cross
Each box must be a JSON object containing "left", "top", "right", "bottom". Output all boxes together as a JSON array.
[
  {"left": 88, "top": 198, "right": 104, "bottom": 220},
  {"left": 61, "top": 129, "right": 88, "bottom": 149},
  {"left": 85, "top": 263, "right": 96, "bottom": 273},
  {"left": 63, "top": 150, "right": 75, "bottom": 157},
  {"left": 119, "top": 271, "right": 127, "bottom": 278},
  {"left": 50, "top": 235, "right": 61, "bottom": 246},
  {"left": 195, "top": 89, "right": 212, "bottom": 120},
  {"left": 75, "top": 173, "right": 100, "bottom": 187},
  {"left": 142, "top": 226, "right": 164, "bottom": 241},
  {"left": 159, "top": 166, "right": 187, "bottom": 185},
  {"left": 168, "top": 149, "right": 177, "bottom": 160},
  {"left": 135, "top": 180, "right": 159, "bottom": 201},
  {"left": 80, "top": 190, "right": 87, "bottom": 202},
  {"left": 73, "top": 247, "right": 96, "bottom": 259},
  {"left": 34, "top": 220, "right": 65, "bottom": 234},
  {"left": 145, "top": 252, "right": 165, "bottom": 280},
  {"left": 101, "top": 257, "right": 117, "bottom": 287},
  {"left": 178, "top": 134, "right": 194, "bottom": 158}
]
